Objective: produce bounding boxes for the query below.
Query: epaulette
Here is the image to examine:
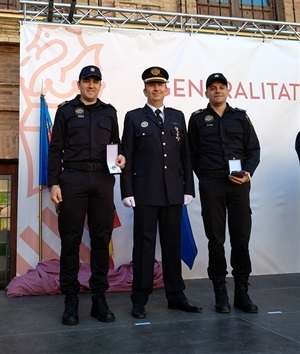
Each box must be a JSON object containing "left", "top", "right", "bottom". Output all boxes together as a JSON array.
[
  {"left": 101, "top": 101, "right": 117, "bottom": 111},
  {"left": 127, "top": 107, "right": 141, "bottom": 114},
  {"left": 234, "top": 107, "right": 246, "bottom": 113},
  {"left": 58, "top": 101, "right": 69, "bottom": 108},
  {"left": 166, "top": 107, "right": 181, "bottom": 113},
  {"left": 191, "top": 109, "right": 203, "bottom": 116},
  {"left": 234, "top": 107, "right": 252, "bottom": 125},
  {"left": 107, "top": 103, "right": 117, "bottom": 111}
]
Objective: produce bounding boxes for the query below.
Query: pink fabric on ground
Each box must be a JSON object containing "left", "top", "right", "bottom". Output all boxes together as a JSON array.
[{"left": 5, "top": 259, "right": 164, "bottom": 297}]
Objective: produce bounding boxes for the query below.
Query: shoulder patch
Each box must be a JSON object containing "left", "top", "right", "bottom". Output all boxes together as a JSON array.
[
  {"left": 191, "top": 109, "right": 203, "bottom": 116},
  {"left": 234, "top": 107, "right": 246, "bottom": 113},
  {"left": 245, "top": 114, "right": 253, "bottom": 125},
  {"left": 58, "top": 100, "right": 69, "bottom": 108}
]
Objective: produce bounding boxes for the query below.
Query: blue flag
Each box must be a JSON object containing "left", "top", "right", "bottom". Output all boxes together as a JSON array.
[
  {"left": 181, "top": 204, "right": 198, "bottom": 269},
  {"left": 39, "top": 95, "right": 53, "bottom": 186}
]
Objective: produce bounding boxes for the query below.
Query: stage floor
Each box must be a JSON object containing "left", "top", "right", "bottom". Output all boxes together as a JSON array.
[{"left": 1, "top": 273, "right": 300, "bottom": 353}]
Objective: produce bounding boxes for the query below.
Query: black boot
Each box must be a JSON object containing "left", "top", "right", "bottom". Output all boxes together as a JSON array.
[
  {"left": 91, "top": 293, "right": 115, "bottom": 322},
  {"left": 234, "top": 278, "right": 258, "bottom": 313},
  {"left": 213, "top": 278, "right": 231, "bottom": 313},
  {"left": 62, "top": 294, "right": 79, "bottom": 325}
]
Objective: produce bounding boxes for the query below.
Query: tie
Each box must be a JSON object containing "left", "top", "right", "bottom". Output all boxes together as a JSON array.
[{"left": 155, "top": 109, "right": 163, "bottom": 127}]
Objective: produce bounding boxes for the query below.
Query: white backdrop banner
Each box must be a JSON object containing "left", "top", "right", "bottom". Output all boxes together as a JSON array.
[{"left": 18, "top": 22, "right": 300, "bottom": 278}]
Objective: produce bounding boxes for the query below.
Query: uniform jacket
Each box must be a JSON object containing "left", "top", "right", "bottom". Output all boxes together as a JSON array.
[
  {"left": 188, "top": 103, "right": 260, "bottom": 178},
  {"left": 120, "top": 104, "right": 195, "bottom": 206},
  {"left": 48, "top": 95, "right": 121, "bottom": 186}
]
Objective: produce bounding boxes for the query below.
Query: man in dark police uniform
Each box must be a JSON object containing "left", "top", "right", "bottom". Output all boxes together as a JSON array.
[
  {"left": 48, "top": 65, "right": 125, "bottom": 325},
  {"left": 188, "top": 73, "right": 260, "bottom": 314},
  {"left": 121, "top": 66, "right": 202, "bottom": 319}
]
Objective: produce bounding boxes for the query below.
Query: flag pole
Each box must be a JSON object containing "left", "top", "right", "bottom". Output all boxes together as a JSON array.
[
  {"left": 38, "top": 91, "right": 53, "bottom": 262},
  {"left": 39, "top": 185, "right": 43, "bottom": 261},
  {"left": 39, "top": 84, "right": 44, "bottom": 262}
]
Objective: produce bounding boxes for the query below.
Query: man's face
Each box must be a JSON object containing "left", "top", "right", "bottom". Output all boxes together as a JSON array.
[
  {"left": 205, "top": 81, "right": 229, "bottom": 106},
  {"left": 77, "top": 77, "right": 101, "bottom": 104},
  {"left": 143, "top": 82, "right": 167, "bottom": 105}
]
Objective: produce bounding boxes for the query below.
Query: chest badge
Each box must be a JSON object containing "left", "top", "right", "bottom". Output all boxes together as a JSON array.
[
  {"left": 141, "top": 121, "right": 149, "bottom": 128},
  {"left": 75, "top": 107, "right": 84, "bottom": 118},
  {"left": 204, "top": 114, "right": 214, "bottom": 123}
]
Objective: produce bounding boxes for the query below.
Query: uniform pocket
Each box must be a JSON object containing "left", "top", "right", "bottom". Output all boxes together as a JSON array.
[
  {"left": 134, "top": 129, "right": 154, "bottom": 151},
  {"left": 96, "top": 118, "right": 113, "bottom": 144}
]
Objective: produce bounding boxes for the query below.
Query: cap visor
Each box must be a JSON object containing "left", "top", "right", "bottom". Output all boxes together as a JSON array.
[
  {"left": 81, "top": 74, "right": 101, "bottom": 79},
  {"left": 144, "top": 77, "right": 168, "bottom": 83},
  {"left": 207, "top": 79, "right": 227, "bottom": 88}
]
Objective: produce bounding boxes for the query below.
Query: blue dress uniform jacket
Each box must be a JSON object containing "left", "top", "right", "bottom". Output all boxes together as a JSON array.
[
  {"left": 188, "top": 103, "right": 260, "bottom": 178},
  {"left": 121, "top": 104, "right": 195, "bottom": 205}
]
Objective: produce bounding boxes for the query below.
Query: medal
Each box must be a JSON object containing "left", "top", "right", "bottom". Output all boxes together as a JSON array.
[{"left": 175, "top": 127, "right": 180, "bottom": 141}]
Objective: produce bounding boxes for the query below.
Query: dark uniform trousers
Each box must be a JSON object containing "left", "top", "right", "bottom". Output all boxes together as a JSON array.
[
  {"left": 131, "top": 204, "right": 186, "bottom": 306},
  {"left": 58, "top": 168, "right": 115, "bottom": 295},
  {"left": 199, "top": 176, "right": 252, "bottom": 280}
]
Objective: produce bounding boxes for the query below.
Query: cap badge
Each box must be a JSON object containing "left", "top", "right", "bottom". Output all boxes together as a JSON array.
[
  {"left": 141, "top": 121, "right": 148, "bottom": 128},
  {"left": 204, "top": 115, "right": 214, "bottom": 123},
  {"left": 90, "top": 67, "right": 96, "bottom": 72},
  {"left": 151, "top": 68, "right": 160, "bottom": 76}
]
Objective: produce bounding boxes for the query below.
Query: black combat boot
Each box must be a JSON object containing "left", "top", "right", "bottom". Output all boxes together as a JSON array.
[
  {"left": 213, "top": 278, "right": 231, "bottom": 313},
  {"left": 91, "top": 293, "right": 115, "bottom": 322},
  {"left": 234, "top": 278, "right": 258, "bottom": 313},
  {"left": 62, "top": 294, "right": 79, "bottom": 325}
]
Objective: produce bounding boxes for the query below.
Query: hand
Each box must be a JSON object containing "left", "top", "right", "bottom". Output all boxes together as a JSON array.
[
  {"left": 228, "top": 172, "right": 251, "bottom": 185},
  {"left": 184, "top": 194, "right": 193, "bottom": 205},
  {"left": 115, "top": 154, "right": 126, "bottom": 169},
  {"left": 122, "top": 196, "right": 136, "bottom": 207},
  {"left": 50, "top": 185, "right": 62, "bottom": 209}
]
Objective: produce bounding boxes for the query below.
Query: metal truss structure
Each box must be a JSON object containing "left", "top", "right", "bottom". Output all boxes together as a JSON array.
[{"left": 20, "top": 1, "right": 300, "bottom": 40}]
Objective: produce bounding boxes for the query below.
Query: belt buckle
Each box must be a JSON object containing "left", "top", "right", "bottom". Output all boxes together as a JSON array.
[{"left": 85, "top": 163, "right": 95, "bottom": 172}]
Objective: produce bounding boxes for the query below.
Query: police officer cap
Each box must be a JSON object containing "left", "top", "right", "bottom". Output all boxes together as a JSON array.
[
  {"left": 79, "top": 65, "right": 102, "bottom": 80},
  {"left": 206, "top": 73, "right": 228, "bottom": 89},
  {"left": 142, "top": 66, "right": 169, "bottom": 83}
]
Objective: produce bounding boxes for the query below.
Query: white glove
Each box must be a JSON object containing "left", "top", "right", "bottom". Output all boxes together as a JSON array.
[
  {"left": 184, "top": 194, "right": 193, "bottom": 205},
  {"left": 122, "top": 196, "right": 136, "bottom": 207}
]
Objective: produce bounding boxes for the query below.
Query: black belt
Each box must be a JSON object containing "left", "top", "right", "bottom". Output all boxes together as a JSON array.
[
  {"left": 199, "top": 170, "right": 229, "bottom": 178},
  {"left": 63, "top": 161, "right": 107, "bottom": 172}
]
